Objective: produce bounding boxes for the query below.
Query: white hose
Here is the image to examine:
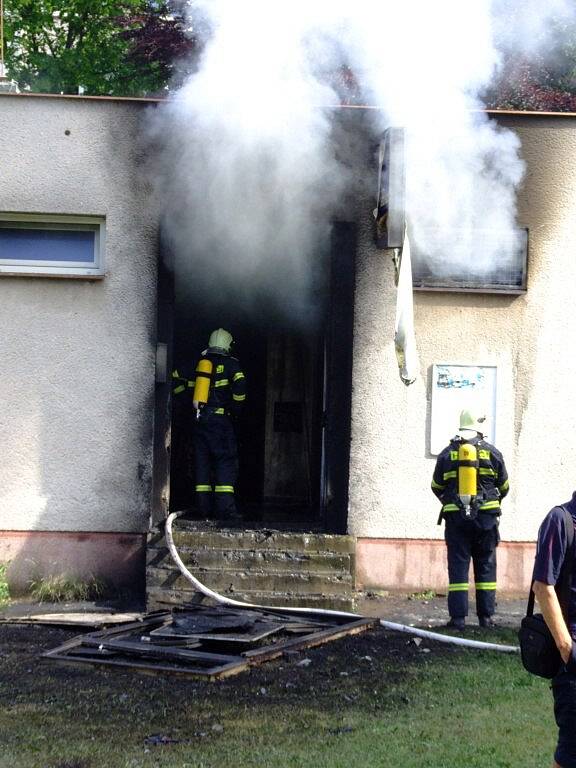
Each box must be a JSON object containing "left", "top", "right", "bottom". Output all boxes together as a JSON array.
[
  {"left": 165, "top": 513, "right": 358, "bottom": 618},
  {"left": 164, "top": 512, "right": 519, "bottom": 653},
  {"left": 379, "top": 620, "right": 518, "bottom": 652}
]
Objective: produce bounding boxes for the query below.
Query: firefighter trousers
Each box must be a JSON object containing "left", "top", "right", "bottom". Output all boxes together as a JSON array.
[
  {"left": 193, "top": 413, "right": 238, "bottom": 518},
  {"left": 444, "top": 517, "right": 499, "bottom": 619}
]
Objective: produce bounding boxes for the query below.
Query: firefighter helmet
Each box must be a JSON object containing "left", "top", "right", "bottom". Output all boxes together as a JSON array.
[
  {"left": 208, "top": 328, "right": 233, "bottom": 353},
  {"left": 459, "top": 409, "right": 486, "bottom": 433}
]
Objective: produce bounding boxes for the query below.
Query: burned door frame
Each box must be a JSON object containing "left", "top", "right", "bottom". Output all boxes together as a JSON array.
[
  {"left": 320, "top": 222, "right": 357, "bottom": 535},
  {"left": 151, "top": 223, "right": 357, "bottom": 532},
  {"left": 151, "top": 230, "right": 175, "bottom": 525}
]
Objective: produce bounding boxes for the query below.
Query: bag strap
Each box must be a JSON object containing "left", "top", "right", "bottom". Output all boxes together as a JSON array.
[
  {"left": 558, "top": 505, "right": 575, "bottom": 619},
  {"left": 527, "top": 504, "right": 575, "bottom": 617}
]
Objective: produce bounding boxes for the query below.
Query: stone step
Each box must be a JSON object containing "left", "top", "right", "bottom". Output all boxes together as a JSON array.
[
  {"left": 146, "top": 524, "right": 357, "bottom": 615},
  {"left": 147, "top": 545, "right": 353, "bottom": 576},
  {"left": 145, "top": 586, "right": 357, "bottom": 613},
  {"left": 149, "top": 526, "right": 356, "bottom": 555},
  {"left": 147, "top": 565, "right": 354, "bottom": 596}
]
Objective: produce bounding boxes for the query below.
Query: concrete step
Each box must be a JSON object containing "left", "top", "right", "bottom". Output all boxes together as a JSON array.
[
  {"left": 147, "top": 545, "right": 352, "bottom": 575},
  {"left": 149, "top": 526, "right": 356, "bottom": 555},
  {"left": 146, "top": 523, "right": 357, "bottom": 613},
  {"left": 146, "top": 586, "right": 356, "bottom": 613},
  {"left": 147, "top": 565, "right": 354, "bottom": 596}
]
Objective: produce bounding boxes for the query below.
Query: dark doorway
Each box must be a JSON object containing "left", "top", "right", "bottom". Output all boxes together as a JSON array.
[{"left": 156, "top": 223, "right": 357, "bottom": 533}]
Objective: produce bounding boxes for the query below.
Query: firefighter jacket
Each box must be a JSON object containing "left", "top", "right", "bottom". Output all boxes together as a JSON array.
[
  {"left": 431, "top": 434, "right": 509, "bottom": 521},
  {"left": 172, "top": 353, "right": 246, "bottom": 415},
  {"left": 171, "top": 369, "right": 188, "bottom": 396}
]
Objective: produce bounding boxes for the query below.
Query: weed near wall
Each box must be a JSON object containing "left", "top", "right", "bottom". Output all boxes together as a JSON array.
[
  {"left": 0, "top": 563, "right": 9, "bottom": 607},
  {"left": 28, "top": 574, "right": 107, "bottom": 603}
]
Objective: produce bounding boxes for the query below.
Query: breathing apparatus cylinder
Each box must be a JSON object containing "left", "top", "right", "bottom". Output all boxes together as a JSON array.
[
  {"left": 192, "top": 358, "right": 213, "bottom": 412},
  {"left": 457, "top": 442, "right": 478, "bottom": 515}
]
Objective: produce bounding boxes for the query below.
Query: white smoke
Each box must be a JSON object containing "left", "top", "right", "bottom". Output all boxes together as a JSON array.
[
  {"left": 146, "top": 2, "right": 348, "bottom": 324},
  {"left": 147, "top": 0, "right": 576, "bottom": 312},
  {"left": 492, "top": 0, "right": 576, "bottom": 58}
]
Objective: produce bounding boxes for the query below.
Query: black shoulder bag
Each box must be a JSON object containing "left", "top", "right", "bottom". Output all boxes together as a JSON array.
[{"left": 519, "top": 505, "right": 575, "bottom": 678}]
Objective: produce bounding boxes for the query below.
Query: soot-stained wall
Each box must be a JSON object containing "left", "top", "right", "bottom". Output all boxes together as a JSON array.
[
  {"left": 0, "top": 94, "right": 158, "bottom": 592},
  {"left": 350, "top": 114, "right": 576, "bottom": 592}
]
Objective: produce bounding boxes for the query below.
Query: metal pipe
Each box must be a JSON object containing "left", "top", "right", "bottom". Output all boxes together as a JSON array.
[{"left": 164, "top": 512, "right": 519, "bottom": 653}]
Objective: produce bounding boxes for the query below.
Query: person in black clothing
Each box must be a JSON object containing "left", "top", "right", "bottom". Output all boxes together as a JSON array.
[
  {"left": 172, "top": 328, "right": 246, "bottom": 521},
  {"left": 431, "top": 409, "right": 509, "bottom": 629},
  {"left": 533, "top": 494, "right": 576, "bottom": 768},
  {"left": 191, "top": 328, "right": 246, "bottom": 520}
]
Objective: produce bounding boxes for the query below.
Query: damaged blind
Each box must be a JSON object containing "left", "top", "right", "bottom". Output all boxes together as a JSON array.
[{"left": 410, "top": 228, "right": 528, "bottom": 294}]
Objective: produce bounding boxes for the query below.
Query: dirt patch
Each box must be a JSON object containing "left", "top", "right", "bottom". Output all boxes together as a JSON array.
[
  {"left": 0, "top": 622, "right": 417, "bottom": 698},
  {"left": 0, "top": 618, "right": 506, "bottom": 708}
]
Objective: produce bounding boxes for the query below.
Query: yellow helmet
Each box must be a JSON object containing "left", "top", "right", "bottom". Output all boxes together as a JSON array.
[
  {"left": 208, "top": 328, "right": 233, "bottom": 353},
  {"left": 459, "top": 409, "right": 486, "bottom": 432}
]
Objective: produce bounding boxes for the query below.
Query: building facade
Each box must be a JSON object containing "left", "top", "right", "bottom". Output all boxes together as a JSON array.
[
  {"left": 0, "top": 93, "right": 573, "bottom": 597},
  {"left": 0, "top": 94, "right": 159, "bottom": 593}
]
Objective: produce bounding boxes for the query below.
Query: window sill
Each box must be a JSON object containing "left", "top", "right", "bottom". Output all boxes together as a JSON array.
[
  {"left": 0, "top": 269, "right": 106, "bottom": 280},
  {"left": 413, "top": 284, "right": 526, "bottom": 295}
]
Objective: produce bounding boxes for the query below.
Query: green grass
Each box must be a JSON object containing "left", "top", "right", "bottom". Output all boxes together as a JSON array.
[
  {"left": 0, "top": 626, "right": 557, "bottom": 768},
  {"left": 28, "top": 574, "right": 107, "bottom": 603}
]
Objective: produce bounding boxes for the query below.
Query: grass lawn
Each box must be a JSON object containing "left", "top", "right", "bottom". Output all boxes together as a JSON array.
[{"left": 0, "top": 624, "right": 556, "bottom": 768}]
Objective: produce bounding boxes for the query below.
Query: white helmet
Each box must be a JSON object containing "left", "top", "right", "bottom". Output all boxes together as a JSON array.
[
  {"left": 208, "top": 328, "right": 233, "bottom": 353},
  {"left": 459, "top": 409, "right": 486, "bottom": 433}
]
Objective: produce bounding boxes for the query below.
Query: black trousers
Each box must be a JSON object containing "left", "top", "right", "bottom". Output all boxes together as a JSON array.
[
  {"left": 553, "top": 665, "right": 576, "bottom": 768},
  {"left": 444, "top": 516, "right": 499, "bottom": 619},
  {"left": 193, "top": 413, "right": 238, "bottom": 518}
]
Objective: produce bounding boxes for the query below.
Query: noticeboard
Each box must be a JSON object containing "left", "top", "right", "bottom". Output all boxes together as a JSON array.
[{"left": 430, "top": 364, "right": 498, "bottom": 455}]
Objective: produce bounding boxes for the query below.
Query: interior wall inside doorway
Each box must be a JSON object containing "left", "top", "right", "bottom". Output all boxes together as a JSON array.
[{"left": 169, "top": 286, "right": 325, "bottom": 526}]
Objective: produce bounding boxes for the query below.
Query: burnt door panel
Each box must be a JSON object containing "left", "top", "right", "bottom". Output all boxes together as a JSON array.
[{"left": 262, "top": 332, "right": 320, "bottom": 512}]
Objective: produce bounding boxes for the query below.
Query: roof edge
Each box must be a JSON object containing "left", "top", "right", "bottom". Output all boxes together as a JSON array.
[
  {"left": 1, "top": 91, "right": 576, "bottom": 118},
  {"left": 0, "top": 91, "right": 165, "bottom": 104}
]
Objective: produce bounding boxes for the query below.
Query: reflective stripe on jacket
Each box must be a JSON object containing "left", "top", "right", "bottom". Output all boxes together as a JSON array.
[{"left": 431, "top": 435, "right": 509, "bottom": 516}]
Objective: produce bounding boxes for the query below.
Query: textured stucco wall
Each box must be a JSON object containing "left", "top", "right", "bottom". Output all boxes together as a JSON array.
[
  {"left": 349, "top": 115, "right": 576, "bottom": 546},
  {"left": 0, "top": 95, "right": 158, "bottom": 535}
]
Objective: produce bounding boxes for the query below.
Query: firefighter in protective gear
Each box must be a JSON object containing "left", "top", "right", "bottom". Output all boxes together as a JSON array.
[
  {"left": 190, "top": 328, "right": 246, "bottom": 520},
  {"left": 431, "top": 409, "right": 509, "bottom": 629}
]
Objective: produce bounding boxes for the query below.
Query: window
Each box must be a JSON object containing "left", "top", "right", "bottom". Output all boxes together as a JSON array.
[
  {"left": 411, "top": 228, "right": 528, "bottom": 294},
  {"left": 0, "top": 214, "right": 105, "bottom": 277}
]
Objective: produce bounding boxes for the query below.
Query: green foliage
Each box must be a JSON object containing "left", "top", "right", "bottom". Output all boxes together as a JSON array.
[
  {"left": 3, "top": 0, "right": 193, "bottom": 96},
  {"left": 0, "top": 563, "right": 10, "bottom": 607},
  {"left": 29, "top": 573, "right": 107, "bottom": 603}
]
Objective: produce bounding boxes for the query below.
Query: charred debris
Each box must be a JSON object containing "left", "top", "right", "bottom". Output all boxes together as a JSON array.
[{"left": 41, "top": 604, "right": 377, "bottom": 681}]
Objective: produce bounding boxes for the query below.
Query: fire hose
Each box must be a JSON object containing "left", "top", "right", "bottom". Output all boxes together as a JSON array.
[{"left": 164, "top": 512, "right": 519, "bottom": 653}]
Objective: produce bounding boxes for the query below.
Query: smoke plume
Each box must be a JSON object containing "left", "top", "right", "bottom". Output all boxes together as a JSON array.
[{"left": 146, "top": 0, "right": 576, "bottom": 315}]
